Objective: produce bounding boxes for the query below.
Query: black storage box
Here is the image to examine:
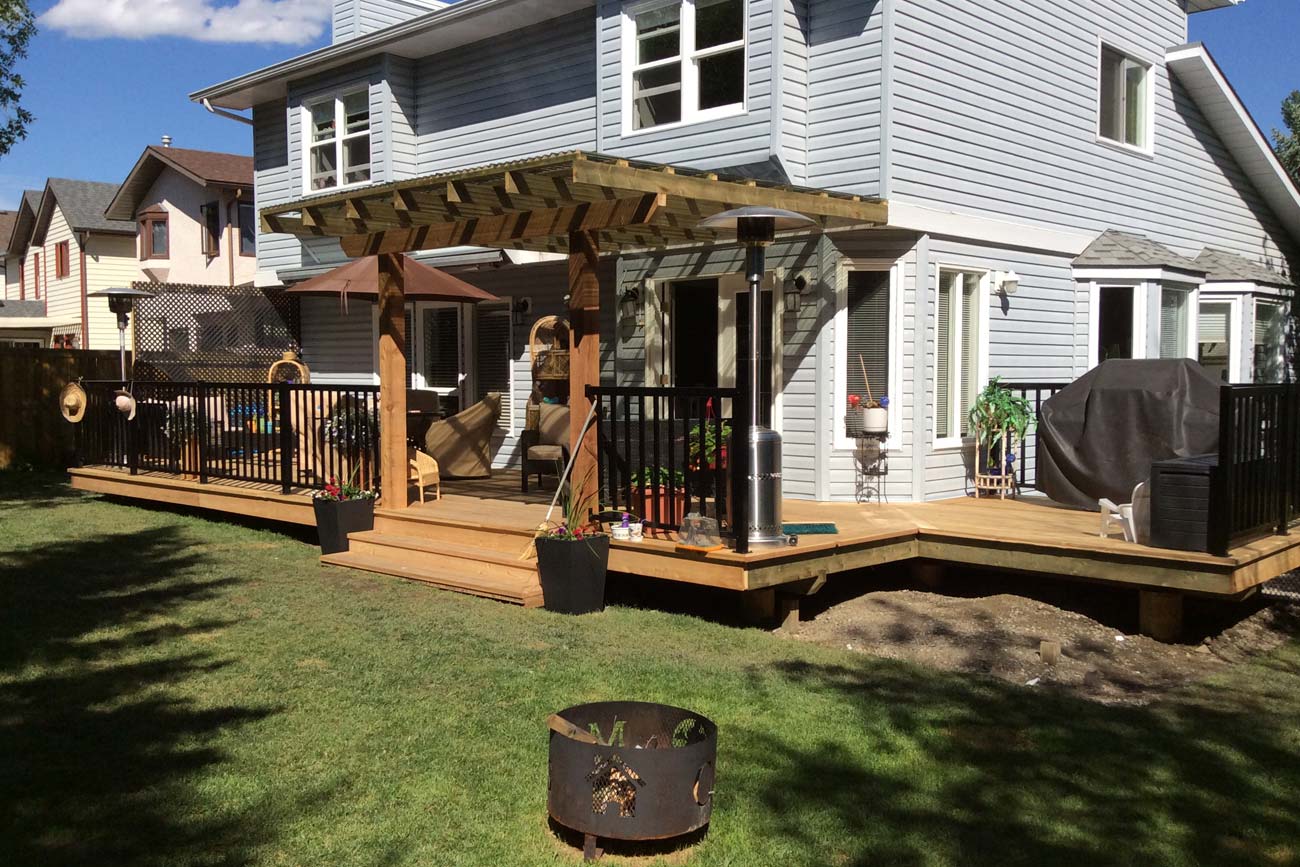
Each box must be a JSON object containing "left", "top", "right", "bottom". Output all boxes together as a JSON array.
[{"left": 1149, "top": 454, "right": 1218, "bottom": 553}]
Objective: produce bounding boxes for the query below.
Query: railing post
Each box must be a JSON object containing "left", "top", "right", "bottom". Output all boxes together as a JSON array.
[
  {"left": 279, "top": 382, "right": 294, "bottom": 495},
  {"left": 1280, "top": 384, "right": 1296, "bottom": 536},
  {"left": 1210, "top": 385, "right": 1236, "bottom": 557},
  {"left": 195, "top": 382, "right": 209, "bottom": 485}
]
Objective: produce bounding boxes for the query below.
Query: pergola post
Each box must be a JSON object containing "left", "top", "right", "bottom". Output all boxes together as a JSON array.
[
  {"left": 377, "top": 253, "right": 409, "bottom": 510},
  {"left": 568, "top": 230, "right": 601, "bottom": 519}
]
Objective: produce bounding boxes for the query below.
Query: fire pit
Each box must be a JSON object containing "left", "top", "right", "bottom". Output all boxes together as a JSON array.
[{"left": 547, "top": 701, "right": 717, "bottom": 861}]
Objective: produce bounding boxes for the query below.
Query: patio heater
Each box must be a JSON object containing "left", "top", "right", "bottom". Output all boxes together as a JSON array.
[
  {"left": 88, "top": 287, "right": 156, "bottom": 380},
  {"left": 697, "top": 206, "right": 816, "bottom": 547}
]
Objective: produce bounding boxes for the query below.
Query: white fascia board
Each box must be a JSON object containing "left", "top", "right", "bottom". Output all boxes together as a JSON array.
[
  {"left": 886, "top": 200, "right": 1096, "bottom": 256},
  {"left": 1072, "top": 266, "right": 1207, "bottom": 285},
  {"left": 1166, "top": 43, "right": 1300, "bottom": 243}
]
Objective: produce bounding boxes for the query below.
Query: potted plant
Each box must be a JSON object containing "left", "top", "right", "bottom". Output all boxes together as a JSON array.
[
  {"left": 631, "top": 466, "right": 687, "bottom": 529},
  {"left": 687, "top": 419, "right": 731, "bottom": 471},
  {"left": 855, "top": 355, "right": 890, "bottom": 434},
  {"left": 312, "top": 469, "right": 377, "bottom": 555},
  {"left": 322, "top": 400, "right": 378, "bottom": 491},
  {"left": 967, "top": 377, "right": 1034, "bottom": 498},
  {"left": 165, "top": 403, "right": 202, "bottom": 480},
  {"left": 534, "top": 480, "right": 609, "bottom": 615}
]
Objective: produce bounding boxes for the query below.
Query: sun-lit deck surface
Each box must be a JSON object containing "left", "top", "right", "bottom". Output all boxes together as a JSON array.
[{"left": 71, "top": 465, "right": 1300, "bottom": 601}]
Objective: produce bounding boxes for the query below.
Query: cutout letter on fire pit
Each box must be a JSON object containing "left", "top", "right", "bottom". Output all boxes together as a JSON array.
[{"left": 547, "top": 701, "right": 718, "bottom": 862}]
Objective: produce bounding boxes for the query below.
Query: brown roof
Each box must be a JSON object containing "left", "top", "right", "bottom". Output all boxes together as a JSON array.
[
  {"left": 0, "top": 211, "right": 16, "bottom": 252},
  {"left": 148, "top": 146, "right": 253, "bottom": 187}
]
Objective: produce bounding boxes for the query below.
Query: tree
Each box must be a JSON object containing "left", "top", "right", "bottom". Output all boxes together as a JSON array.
[
  {"left": 0, "top": 0, "right": 34, "bottom": 159},
  {"left": 1274, "top": 91, "right": 1300, "bottom": 184}
]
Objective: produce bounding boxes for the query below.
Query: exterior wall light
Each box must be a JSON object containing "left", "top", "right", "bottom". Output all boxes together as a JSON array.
[
  {"left": 783, "top": 272, "right": 810, "bottom": 314},
  {"left": 998, "top": 271, "right": 1021, "bottom": 295},
  {"left": 620, "top": 286, "right": 643, "bottom": 326}
]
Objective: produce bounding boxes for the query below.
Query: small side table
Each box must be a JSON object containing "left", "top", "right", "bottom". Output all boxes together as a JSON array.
[{"left": 853, "top": 432, "right": 889, "bottom": 504}]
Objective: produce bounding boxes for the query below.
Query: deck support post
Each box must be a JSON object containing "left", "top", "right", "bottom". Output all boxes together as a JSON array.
[
  {"left": 741, "top": 588, "right": 777, "bottom": 626},
  {"left": 911, "top": 560, "right": 946, "bottom": 590},
  {"left": 1139, "top": 590, "right": 1185, "bottom": 643},
  {"left": 377, "top": 253, "right": 409, "bottom": 510},
  {"left": 569, "top": 230, "right": 601, "bottom": 518},
  {"left": 777, "top": 594, "right": 801, "bottom": 631}
]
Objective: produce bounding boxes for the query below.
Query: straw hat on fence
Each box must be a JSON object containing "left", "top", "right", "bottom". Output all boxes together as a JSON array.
[
  {"left": 59, "top": 382, "right": 87, "bottom": 424},
  {"left": 114, "top": 388, "right": 137, "bottom": 421}
]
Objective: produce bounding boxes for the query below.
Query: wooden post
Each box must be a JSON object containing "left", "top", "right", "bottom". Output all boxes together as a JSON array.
[
  {"left": 1138, "top": 590, "right": 1185, "bottom": 643},
  {"left": 568, "top": 231, "right": 601, "bottom": 519},
  {"left": 377, "top": 253, "right": 409, "bottom": 510}
]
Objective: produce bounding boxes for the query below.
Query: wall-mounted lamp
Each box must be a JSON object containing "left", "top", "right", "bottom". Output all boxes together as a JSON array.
[
  {"left": 512, "top": 296, "right": 532, "bottom": 326},
  {"left": 620, "top": 285, "right": 644, "bottom": 326},
  {"left": 996, "top": 271, "right": 1021, "bottom": 296},
  {"left": 783, "top": 272, "right": 811, "bottom": 314}
]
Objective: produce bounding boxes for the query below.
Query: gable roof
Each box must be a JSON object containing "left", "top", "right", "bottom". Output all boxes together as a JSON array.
[
  {"left": 1074, "top": 230, "right": 1206, "bottom": 273},
  {"left": 33, "top": 179, "right": 135, "bottom": 245},
  {"left": 105, "top": 145, "right": 254, "bottom": 221},
  {"left": 1187, "top": 0, "right": 1244, "bottom": 11},
  {"left": 1195, "top": 248, "right": 1294, "bottom": 287},
  {"left": 6, "top": 191, "right": 42, "bottom": 257},
  {"left": 0, "top": 211, "right": 16, "bottom": 255},
  {"left": 1167, "top": 43, "right": 1300, "bottom": 244},
  {"left": 191, "top": 0, "right": 593, "bottom": 110}
]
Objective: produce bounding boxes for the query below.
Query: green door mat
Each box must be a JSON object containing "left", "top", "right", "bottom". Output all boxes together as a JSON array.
[{"left": 782, "top": 523, "right": 839, "bottom": 535}]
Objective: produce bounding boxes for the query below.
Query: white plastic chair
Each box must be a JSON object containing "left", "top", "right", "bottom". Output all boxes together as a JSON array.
[{"left": 1100, "top": 482, "right": 1150, "bottom": 545}]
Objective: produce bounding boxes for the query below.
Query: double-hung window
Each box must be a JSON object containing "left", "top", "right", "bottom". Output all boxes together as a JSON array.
[
  {"left": 306, "top": 89, "right": 371, "bottom": 192},
  {"left": 55, "top": 241, "right": 70, "bottom": 279},
  {"left": 1099, "top": 44, "right": 1152, "bottom": 151},
  {"left": 237, "top": 202, "right": 256, "bottom": 257},
  {"left": 200, "top": 201, "right": 221, "bottom": 257},
  {"left": 140, "top": 208, "right": 168, "bottom": 260},
  {"left": 627, "top": 0, "right": 746, "bottom": 133},
  {"left": 935, "top": 269, "right": 986, "bottom": 443}
]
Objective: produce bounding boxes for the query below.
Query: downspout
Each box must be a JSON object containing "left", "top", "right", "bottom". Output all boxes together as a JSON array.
[{"left": 201, "top": 99, "right": 254, "bottom": 126}]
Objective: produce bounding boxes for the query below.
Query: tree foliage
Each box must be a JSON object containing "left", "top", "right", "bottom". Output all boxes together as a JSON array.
[
  {"left": 1274, "top": 90, "right": 1300, "bottom": 185},
  {"left": 0, "top": 0, "right": 34, "bottom": 159}
]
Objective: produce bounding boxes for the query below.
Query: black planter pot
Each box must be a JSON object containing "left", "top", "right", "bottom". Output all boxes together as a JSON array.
[
  {"left": 313, "top": 497, "right": 375, "bottom": 555},
  {"left": 535, "top": 535, "right": 610, "bottom": 615}
]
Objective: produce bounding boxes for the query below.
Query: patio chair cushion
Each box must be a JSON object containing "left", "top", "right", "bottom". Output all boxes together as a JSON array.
[
  {"left": 527, "top": 444, "right": 565, "bottom": 462},
  {"left": 537, "top": 402, "right": 570, "bottom": 447}
]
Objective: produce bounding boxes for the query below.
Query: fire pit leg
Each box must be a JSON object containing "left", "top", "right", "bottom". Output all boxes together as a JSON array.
[{"left": 583, "top": 834, "right": 603, "bottom": 862}]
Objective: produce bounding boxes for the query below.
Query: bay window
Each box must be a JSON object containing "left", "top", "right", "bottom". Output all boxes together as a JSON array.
[
  {"left": 1159, "top": 286, "right": 1192, "bottom": 359},
  {"left": 935, "top": 269, "right": 986, "bottom": 443},
  {"left": 627, "top": 0, "right": 746, "bottom": 133},
  {"left": 306, "top": 89, "right": 371, "bottom": 192},
  {"left": 1254, "top": 301, "right": 1286, "bottom": 383},
  {"left": 1197, "top": 300, "right": 1232, "bottom": 382}
]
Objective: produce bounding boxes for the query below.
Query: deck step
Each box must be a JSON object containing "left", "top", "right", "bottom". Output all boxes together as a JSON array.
[
  {"left": 372, "top": 508, "right": 537, "bottom": 552},
  {"left": 346, "top": 531, "right": 537, "bottom": 581},
  {"left": 321, "top": 548, "right": 544, "bottom": 608}
]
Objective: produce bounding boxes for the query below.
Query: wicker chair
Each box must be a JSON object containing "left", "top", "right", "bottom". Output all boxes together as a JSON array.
[
  {"left": 408, "top": 447, "right": 442, "bottom": 503},
  {"left": 520, "top": 402, "right": 570, "bottom": 492}
]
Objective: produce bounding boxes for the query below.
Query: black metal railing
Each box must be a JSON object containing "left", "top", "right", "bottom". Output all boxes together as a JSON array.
[
  {"left": 588, "top": 385, "right": 750, "bottom": 553},
  {"left": 1001, "top": 381, "right": 1069, "bottom": 489},
  {"left": 78, "top": 380, "right": 381, "bottom": 494},
  {"left": 1209, "top": 383, "right": 1300, "bottom": 556}
]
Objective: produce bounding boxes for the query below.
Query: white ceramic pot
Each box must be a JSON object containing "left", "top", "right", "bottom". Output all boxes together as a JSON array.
[
  {"left": 863, "top": 406, "right": 889, "bottom": 434},
  {"left": 629, "top": 522, "right": 644, "bottom": 542},
  {"left": 611, "top": 525, "right": 631, "bottom": 542}
]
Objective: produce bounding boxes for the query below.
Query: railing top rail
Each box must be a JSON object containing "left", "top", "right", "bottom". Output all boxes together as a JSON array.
[
  {"left": 80, "top": 379, "right": 380, "bottom": 394},
  {"left": 1222, "top": 383, "right": 1298, "bottom": 397},
  {"left": 588, "top": 385, "right": 742, "bottom": 399}
]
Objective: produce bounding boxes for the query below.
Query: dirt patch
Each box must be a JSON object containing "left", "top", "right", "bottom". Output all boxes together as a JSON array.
[{"left": 788, "top": 589, "right": 1300, "bottom": 704}]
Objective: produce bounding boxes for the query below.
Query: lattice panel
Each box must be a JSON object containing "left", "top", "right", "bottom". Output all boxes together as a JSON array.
[{"left": 131, "top": 282, "right": 301, "bottom": 383}]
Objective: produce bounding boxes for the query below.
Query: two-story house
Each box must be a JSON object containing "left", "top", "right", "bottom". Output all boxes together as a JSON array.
[{"left": 193, "top": 0, "right": 1299, "bottom": 504}]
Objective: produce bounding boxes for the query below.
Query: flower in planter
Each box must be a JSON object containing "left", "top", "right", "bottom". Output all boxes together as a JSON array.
[
  {"left": 312, "top": 473, "right": 377, "bottom": 502},
  {"left": 848, "top": 394, "right": 862, "bottom": 410}
]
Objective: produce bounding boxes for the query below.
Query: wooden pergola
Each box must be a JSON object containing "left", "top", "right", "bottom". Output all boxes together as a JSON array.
[{"left": 262, "top": 151, "right": 889, "bottom": 511}]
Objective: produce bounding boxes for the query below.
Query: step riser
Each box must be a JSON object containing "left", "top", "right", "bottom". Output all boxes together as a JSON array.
[
  {"left": 348, "top": 540, "right": 538, "bottom": 582},
  {"left": 372, "top": 515, "right": 533, "bottom": 552},
  {"left": 322, "top": 553, "right": 543, "bottom": 608}
]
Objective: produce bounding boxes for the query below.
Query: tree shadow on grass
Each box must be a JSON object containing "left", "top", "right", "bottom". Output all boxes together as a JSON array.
[
  {"left": 0, "top": 524, "right": 285, "bottom": 867},
  {"left": 729, "top": 658, "right": 1300, "bottom": 867},
  {"left": 0, "top": 470, "right": 88, "bottom": 513}
]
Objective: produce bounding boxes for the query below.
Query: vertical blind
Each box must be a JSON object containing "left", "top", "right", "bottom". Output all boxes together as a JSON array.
[
  {"left": 475, "top": 302, "right": 513, "bottom": 430},
  {"left": 845, "top": 271, "right": 890, "bottom": 436},
  {"left": 423, "top": 306, "right": 461, "bottom": 390},
  {"left": 1160, "top": 288, "right": 1188, "bottom": 359}
]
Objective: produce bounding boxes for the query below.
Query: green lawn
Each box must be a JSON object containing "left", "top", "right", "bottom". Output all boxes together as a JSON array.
[{"left": 3, "top": 472, "right": 1300, "bottom": 867}]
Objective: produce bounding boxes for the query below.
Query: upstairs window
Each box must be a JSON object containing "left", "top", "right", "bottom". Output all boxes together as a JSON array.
[
  {"left": 306, "top": 89, "right": 371, "bottom": 192},
  {"left": 200, "top": 202, "right": 221, "bottom": 257},
  {"left": 1099, "top": 44, "right": 1151, "bottom": 151},
  {"left": 140, "top": 209, "right": 169, "bottom": 260},
  {"left": 627, "top": 0, "right": 746, "bottom": 133},
  {"left": 55, "top": 241, "right": 70, "bottom": 279},
  {"left": 238, "top": 201, "right": 256, "bottom": 257}
]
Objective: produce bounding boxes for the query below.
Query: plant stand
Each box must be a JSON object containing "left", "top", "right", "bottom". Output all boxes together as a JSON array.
[{"left": 973, "top": 427, "right": 1019, "bottom": 500}]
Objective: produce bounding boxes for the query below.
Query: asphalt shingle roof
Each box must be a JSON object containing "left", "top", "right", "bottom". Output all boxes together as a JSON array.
[
  {"left": 1074, "top": 229, "right": 1205, "bottom": 273},
  {"left": 0, "top": 299, "right": 47, "bottom": 318},
  {"left": 150, "top": 146, "right": 253, "bottom": 187},
  {"left": 45, "top": 178, "right": 135, "bottom": 234},
  {"left": 1194, "top": 248, "right": 1293, "bottom": 288}
]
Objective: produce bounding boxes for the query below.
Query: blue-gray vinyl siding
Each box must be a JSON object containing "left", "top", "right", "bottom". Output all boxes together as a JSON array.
[
  {"left": 333, "top": 0, "right": 445, "bottom": 43},
  {"left": 252, "top": 102, "right": 298, "bottom": 275},
  {"left": 414, "top": 10, "right": 598, "bottom": 174},
  {"left": 776, "top": 0, "right": 810, "bottom": 185},
  {"left": 805, "top": 0, "right": 883, "bottom": 196},
  {"left": 890, "top": 0, "right": 1296, "bottom": 266}
]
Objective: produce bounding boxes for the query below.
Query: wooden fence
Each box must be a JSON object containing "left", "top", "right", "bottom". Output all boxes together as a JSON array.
[{"left": 0, "top": 348, "right": 125, "bottom": 470}]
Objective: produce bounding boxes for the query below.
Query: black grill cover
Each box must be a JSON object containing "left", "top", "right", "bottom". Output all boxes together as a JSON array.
[{"left": 1037, "top": 359, "right": 1221, "bottom": 509}]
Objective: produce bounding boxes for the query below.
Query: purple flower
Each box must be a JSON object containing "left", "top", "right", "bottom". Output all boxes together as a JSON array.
[{"left": 879, "top": 396, "right": 890, "bottom": 408}]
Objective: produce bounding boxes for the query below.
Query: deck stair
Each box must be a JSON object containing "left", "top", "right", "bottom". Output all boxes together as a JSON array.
[{"left": 320, "top": 507, "right": 544, "bottom": 607}]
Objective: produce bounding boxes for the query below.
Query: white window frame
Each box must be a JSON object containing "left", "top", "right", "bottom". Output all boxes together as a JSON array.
[
  {"left": 1252, "top": 298, "right": 1287, "bottom": 383},
  {"left": 1085, "top": 279, "right": 1148, "bottom": 368},
  {"left": 621, "top": 0, "right": 749, "bottom": 138},
  {"left": 932, "top": 265, "right": 990, "bottom": 451},
  {"left": 1096, "top": 39, "right": 1155, "bottom": 156},
  {"left": 1197, "top": 295, "right": 1244, "bottom": 384},
  {"left": 834, "top": 260, "right": 902, "bottom": 452},
  {"left": 301, "top": 87, "right": 372, "bottom": 195}
]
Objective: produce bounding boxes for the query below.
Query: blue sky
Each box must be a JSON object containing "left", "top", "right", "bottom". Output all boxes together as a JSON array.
[{"left": 0, "top": 0, "right": 1296, "bottom": 211}]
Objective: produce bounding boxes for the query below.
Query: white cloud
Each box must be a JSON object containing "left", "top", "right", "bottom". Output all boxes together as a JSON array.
[{"left": 41, "top": 0, "right": 333, "bottom": 46}]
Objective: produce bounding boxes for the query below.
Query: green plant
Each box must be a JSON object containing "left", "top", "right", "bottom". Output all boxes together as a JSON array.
[
  {"left": 537, "top": 466, "right": 603, "bottom": 541},
  {"left": 322, "top": 402, "right": 378, "bottom": 452},
  {"left": 687, "top": 420, "right": 732, "bottom": 465},
  {"left": 630, "top": 466, "right": 685, "bottom": 490},
  {"left": 967, "top": 377, "right": 1034, "bottom": 453}
]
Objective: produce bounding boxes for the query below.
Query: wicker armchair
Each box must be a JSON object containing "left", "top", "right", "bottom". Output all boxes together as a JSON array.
[
  {"left": 408, "top": 447, "right": 441, "bottom": 503},
  {"left": 520, "top": 401, "right": 570, "bottom": 492}
]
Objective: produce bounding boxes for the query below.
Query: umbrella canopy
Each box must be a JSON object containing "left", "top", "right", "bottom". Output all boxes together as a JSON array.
[{"left": 283, "top": 255, "right": 501, "bottom": 304}]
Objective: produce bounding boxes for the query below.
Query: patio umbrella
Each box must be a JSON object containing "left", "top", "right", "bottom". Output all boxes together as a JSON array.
[{"left": 283, "top": 255, "right": 501, "bottom": 308}]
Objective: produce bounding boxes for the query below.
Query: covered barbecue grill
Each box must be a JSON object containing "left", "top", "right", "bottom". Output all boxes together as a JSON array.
[{"left": 1037, "top": 359, "right": 1222, "bottom": 509}]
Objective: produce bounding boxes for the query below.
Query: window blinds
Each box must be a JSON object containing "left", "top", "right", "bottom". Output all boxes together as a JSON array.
[
  {"left": 845, "top": 271, "right": 890, "bottom": 436},
  {"left": 1199, "top": 303, "right": 1229, "bottom": 344},
  {"left": 475, "top": 303, "right": 512, "bottom": 429},
  {"left": 423, "top": 307, "right": 461, "bottom": 390},
  {"left": 1160, "top": 289, "right": 1188, "bottom": 359}
]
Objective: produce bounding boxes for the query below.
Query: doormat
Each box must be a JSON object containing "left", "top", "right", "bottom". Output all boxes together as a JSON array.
[{"left": 782, "top": 523, "right": 839, "bottom": 535}]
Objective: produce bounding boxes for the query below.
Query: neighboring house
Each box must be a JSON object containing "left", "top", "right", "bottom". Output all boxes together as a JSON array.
[
  {"left": 193, "top": 0, "right": 1299, "bottom": 503},
  {"left": 2, "top": 180, "right": 136, "bottom": 350}
]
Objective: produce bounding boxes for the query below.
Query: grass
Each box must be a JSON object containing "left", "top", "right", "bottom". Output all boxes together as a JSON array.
[{"left": 2, "top": 471, "right": 1300, "bottom": 866}]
